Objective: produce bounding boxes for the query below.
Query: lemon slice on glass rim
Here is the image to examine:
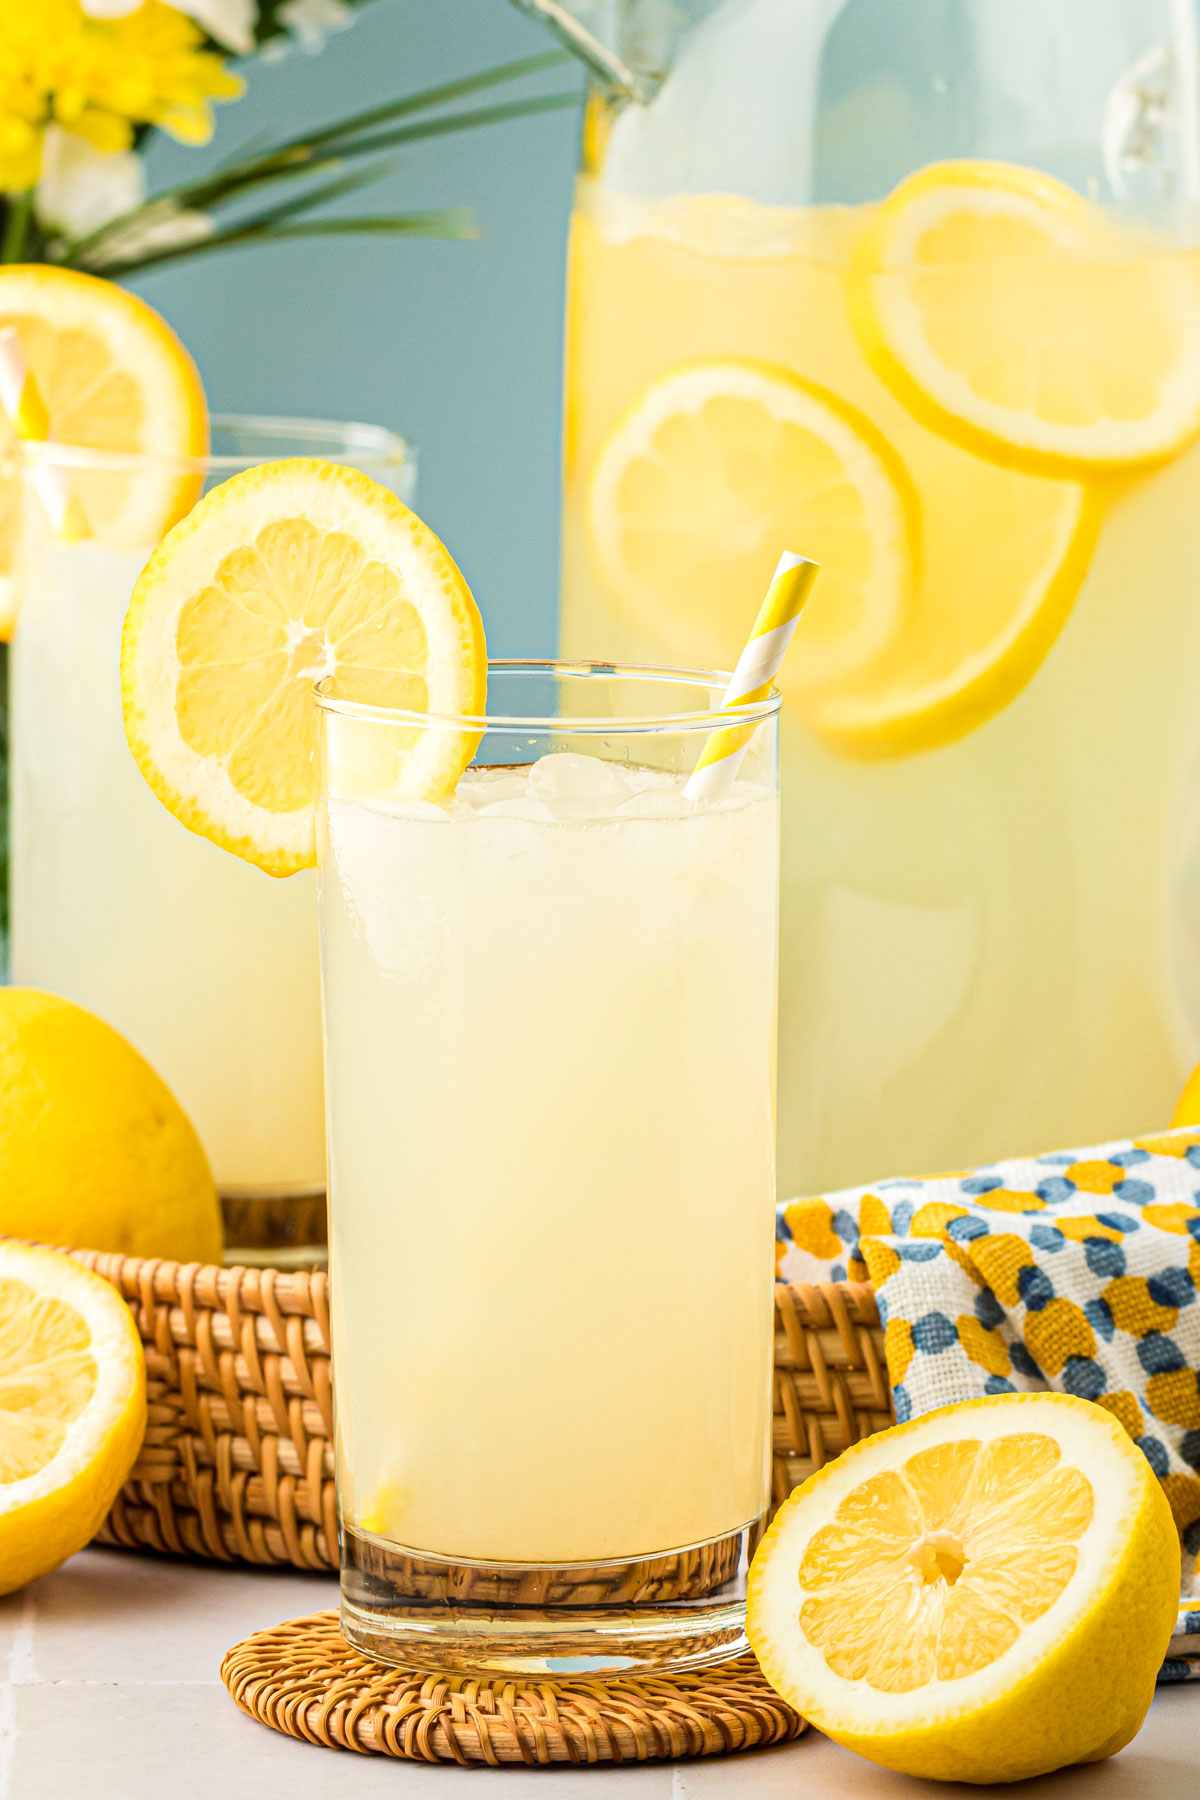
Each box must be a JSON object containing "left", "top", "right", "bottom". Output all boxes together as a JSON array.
[
  {"left": 0, "top": 264, "right": 208, "bottom": 633},
  {"left": 748, "top": 1391, "right": 1179, "bottom": 1785},
  {"left": 850, "top": 159, "right": 1200, "bottom": 475},
  {"left": 0, "top": 1241, "right": 146, "bottom": 1596},
  {"left": 121, "top": 459, "right": 486, "bottom": 877}
]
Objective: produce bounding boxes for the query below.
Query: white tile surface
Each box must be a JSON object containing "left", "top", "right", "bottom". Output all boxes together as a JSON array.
[{"left": 0, "top": 1546, "right": 1196, "bottom": 1799}]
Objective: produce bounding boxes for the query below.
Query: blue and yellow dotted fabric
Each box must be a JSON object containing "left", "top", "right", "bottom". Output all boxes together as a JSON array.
[{"left": 777, "top": 1126, "right": 1200, "bottom": 1680}]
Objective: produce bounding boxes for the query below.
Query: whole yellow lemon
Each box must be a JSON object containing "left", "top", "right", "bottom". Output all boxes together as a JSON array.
[{"left": 0, "top": 988, "right": 222, "bottom": 1262}]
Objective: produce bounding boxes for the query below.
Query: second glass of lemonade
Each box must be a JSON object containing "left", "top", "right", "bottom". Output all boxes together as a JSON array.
[
  {"left": 318, "top": 661, "right": 780, "bottom": 1675},
  {"left": 10, "top": 418, "right": 413, "bottom": 1262}
]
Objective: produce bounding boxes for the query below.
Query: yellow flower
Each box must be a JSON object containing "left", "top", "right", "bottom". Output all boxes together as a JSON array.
[{"left": 0, "top": 0, "right": 244, "bottom": 191}]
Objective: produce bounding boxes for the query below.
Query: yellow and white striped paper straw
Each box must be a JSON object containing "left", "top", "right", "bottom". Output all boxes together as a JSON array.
[
  {"left": 0, "top": 328, "right": 90, "bottom": 543},
  {"left": 685, "top": 551, "right": 818, "bottom": 801}
]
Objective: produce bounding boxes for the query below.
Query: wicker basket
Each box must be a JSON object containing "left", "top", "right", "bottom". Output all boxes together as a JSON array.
[{"left": 70, "top": 1250, "right": 892, "bottom": 1573}]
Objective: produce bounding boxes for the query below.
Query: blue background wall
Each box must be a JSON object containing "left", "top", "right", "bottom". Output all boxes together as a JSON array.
[{"left": 132, "top": 0, "right": 582, "bottom": 657}]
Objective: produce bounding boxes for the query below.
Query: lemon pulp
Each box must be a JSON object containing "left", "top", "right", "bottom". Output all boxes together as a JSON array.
[{"left": 121, "top": 459, "right": 486, "bottom": 876}]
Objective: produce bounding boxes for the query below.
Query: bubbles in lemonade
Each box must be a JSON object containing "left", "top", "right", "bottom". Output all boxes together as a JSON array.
[
  {"left": 562, "top": 169, "right": 1200, "bottom": 1195},
  {"left": 322, "top": 755, "right": 778, "bottom": 1563}
]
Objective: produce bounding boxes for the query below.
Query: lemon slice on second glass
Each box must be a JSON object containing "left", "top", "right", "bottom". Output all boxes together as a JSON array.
[
  {"left": 0, "top": 265, "right": 209, "bottom": 634},
  {"left": 121, "top": 459, "right": 486, "bottom": 876},
  {"left": 851, "top": 159, "right": 1200, "bottom": 474},
  {"left": 587, "top": 357, "right": 919, "bottom": 703},
  {"left": 748, "top": 1392, "right": 1179, "bottom": 1785},
  {"left": 0, "top": 1241, "right": 145, "bottom": 1596}
]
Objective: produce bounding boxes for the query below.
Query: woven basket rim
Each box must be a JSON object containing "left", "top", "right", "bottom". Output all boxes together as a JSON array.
[
  {"left": 62, "top": 1244, "right": 880, "bottom": 1320},
  {"left": 51, "top": 1244, "right": 887, "bottom": 1576}
]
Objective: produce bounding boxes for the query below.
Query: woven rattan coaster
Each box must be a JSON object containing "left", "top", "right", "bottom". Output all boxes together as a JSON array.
[{"left": 220, "top": 1610, "right": 807, "bottom": 1766}]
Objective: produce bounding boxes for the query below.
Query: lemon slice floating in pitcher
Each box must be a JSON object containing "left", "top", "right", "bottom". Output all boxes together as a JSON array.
[
  {"left": 0, "top": 265, "right": 208, "bottom": 632},
  {"left": 121, "top": 460, "right": 486, "bottom": 876},
  {"left": 587, "top": 358, "right": 919, "bottom": 703},
  {"left": 748, "top": 1393, "right": 1179, "bottom": 1785},
  {"left": 803, "top": 452, "right": 1101, "bottom": 758},
  {"left": 851, "top": 160, "right": 1200, "bottom": 474},
  {"left": 0, "top": 1241, "right": 145, "bottom": 1596},
  {"left": 586, "top": 353, "right": 1098, "bottom": 755}
]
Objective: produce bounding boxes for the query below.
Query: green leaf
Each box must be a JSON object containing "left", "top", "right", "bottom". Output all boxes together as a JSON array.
[
  {"left": 89, "top": 210, "right": 477, "bottom": 278},
  {"left": 284, "top": 48, "right": 573, "bottom": 153},
  {"left": 60, "top": 73, "right": 579, "bottom": 276}
]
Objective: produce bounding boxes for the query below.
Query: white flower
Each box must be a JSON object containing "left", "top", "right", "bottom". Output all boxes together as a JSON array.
[
  {"left": 263, "top": 0, "right": 354, "bottom": 60},
  {"left": 167, "top": 0, "right": 259, "bottom": 55},
  {"left": 80, "top": 0, "right": 258, "bottom": 55},
  {"left": 35, "top": 127, "right": 145, "bottom": 241}
]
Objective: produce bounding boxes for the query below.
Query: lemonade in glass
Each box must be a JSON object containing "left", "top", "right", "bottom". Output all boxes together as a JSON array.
[
  {"left": 557, "top": 0, "right": 1200, "bottom": 1195},
  {"left": 320, "top": 664, "right": 780, "bottom": 1672},
  {"left": 11, "top": 399, "right": 411, "bottom": 1258}
]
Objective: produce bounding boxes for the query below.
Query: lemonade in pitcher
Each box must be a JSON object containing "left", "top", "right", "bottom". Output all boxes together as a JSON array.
[{"left": 555, "top": 0, "right": 1200, "bottom": 1195}]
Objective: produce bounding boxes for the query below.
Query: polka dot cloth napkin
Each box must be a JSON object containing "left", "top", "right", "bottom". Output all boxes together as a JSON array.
[{"left": 776, "top": 1125, "right": 1200, "bottom": 1680}]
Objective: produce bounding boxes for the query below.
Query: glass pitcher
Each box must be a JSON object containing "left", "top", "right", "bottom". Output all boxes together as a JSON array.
[{"left": 535, "top": 0, "right": 1200, "bottom": 1197}]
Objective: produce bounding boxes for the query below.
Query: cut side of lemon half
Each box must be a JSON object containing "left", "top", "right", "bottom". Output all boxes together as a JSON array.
[
  {"left": 748, "top": 1392, "right": 1179, "bottom": 1785},
  {"left": 0, "top": 265, "right": 208, "bottom": 631},
  {"left": 851, "top": 159, "right": 1200, "bottom": 475},
  {"left": 121, "top": 459, "right": 487, "bottom": 877},
  {"left": 804, "top": 453, "right": 1101, "bottom": 758},
  {"left": 0, "top": 1241, "right": 145, "bottom": 1596},
  {"left": 587, "top": 358, "right": 918, "bottom": 704}
]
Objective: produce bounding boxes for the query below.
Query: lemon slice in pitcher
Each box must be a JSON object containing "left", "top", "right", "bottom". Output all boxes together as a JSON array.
[
  {"left": 585, "top": 353, "right": 1098, "bottom": 756},
  {"left": 804, "top": 452, "right": 1101, "bottom": 757},
  {"left": 0, "top": 266, "right": 208, "bottom": 633},
  {"left": 748, "top": 1393, "right": 1179, "bottom": 1785},
  {"left": 587, "top": 358, "right": 918, "bottom": 702},
  {"left": 121, "top": 460, "right": 486, "bottom": 876},
  {"left": 851, "top": 160, "right": 1200, "bottom": 474}
]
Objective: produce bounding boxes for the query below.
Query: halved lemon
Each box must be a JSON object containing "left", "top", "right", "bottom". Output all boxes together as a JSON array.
[
  {"left": 121, "top": 459, "right": 486, "bottom": 876},
  {"left": 804, "top": 451, "right": 1101, "bottom": 757},
  {"left": 851, "top": 159, "right": 1200, "bottom": 475},
  {"left": 0, "top": 1241, "right": 146, "bottom": 1596},
  {"left": 748, "top": 1393, "right": 1179, "bottom": 1785},
  {"left": 587, "top": 358, "right": 919, "bottom": 704},
  {"left": 0, "top": 265, "right": 208, "bottom": 633}
]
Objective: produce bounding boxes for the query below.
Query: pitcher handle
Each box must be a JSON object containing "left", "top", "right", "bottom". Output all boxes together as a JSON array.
[{"left": 506, "top": 0, "right": 655, "bottom": 103}]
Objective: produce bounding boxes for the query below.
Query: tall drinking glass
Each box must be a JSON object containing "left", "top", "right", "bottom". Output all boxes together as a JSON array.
[
  {"left": 317, "top": 662, "right": 780, "bottom": 1675},
  {"left": 11, "top": 418, "right": 413, "bottom": 1263}
]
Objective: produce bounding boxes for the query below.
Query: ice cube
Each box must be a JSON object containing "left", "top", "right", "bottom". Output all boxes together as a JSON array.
[
  {"left": 617, "top": 786, "right": 686, "bottom": 820},
  {"left": 464, "top": 772, "right": 527, "bottom": 807},
  {"left": 527, "top": 753, "right": 632, "bottom": 807}
]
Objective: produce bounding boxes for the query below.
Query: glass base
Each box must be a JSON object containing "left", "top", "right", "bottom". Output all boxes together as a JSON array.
[
  {"left": 219, "top": 1185, "right": 327, "bottom": 1270},
  {"left": 339, "top": 1518, "right": 765, "bottom": 1678}
]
